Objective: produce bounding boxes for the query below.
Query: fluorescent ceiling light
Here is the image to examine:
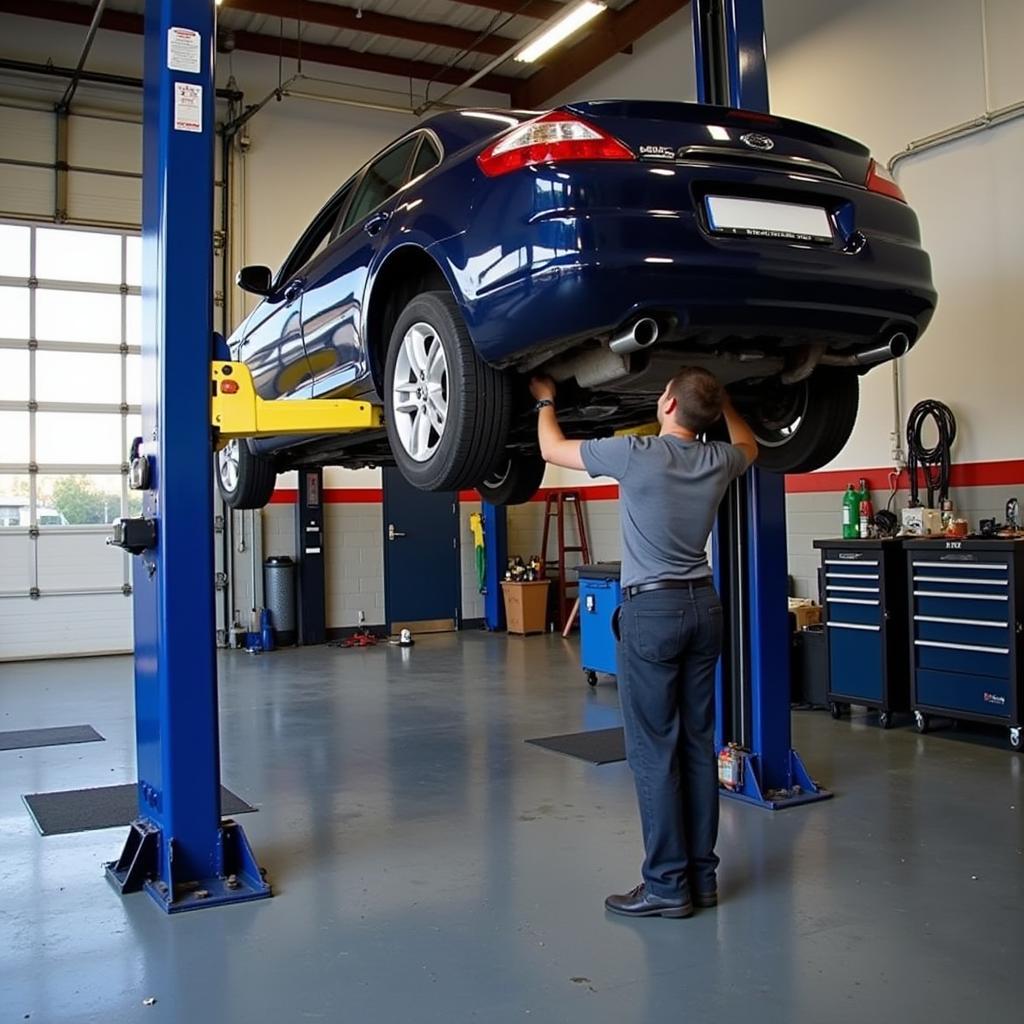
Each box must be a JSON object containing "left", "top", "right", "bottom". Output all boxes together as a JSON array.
[{"left": 515, "top": 1, "right": 607, "bottom": 64}]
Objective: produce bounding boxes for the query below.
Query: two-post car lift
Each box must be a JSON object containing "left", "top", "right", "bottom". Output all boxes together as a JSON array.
[{"left": 108, "top": 0, "right": 825, "bottom": 918}]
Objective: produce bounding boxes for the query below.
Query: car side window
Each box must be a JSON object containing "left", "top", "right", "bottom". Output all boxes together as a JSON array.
[
  {"left": 409, "top": 136, "right": 441, "bottom": 182},
  {"left": 340, "top": 136, "right": 419, "bottom": 233},
  {"left": 276, "top": 183, "right": 352, "bottom": 285}
]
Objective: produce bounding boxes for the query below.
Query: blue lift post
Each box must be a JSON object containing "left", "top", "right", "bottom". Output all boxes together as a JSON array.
[
  {"left": 105, "top": 0, "right": 270, "bottom": 911},
  {"left": 482, "top": 502, "right": 508, "bottom": 631},
  {"left": 697, "top": 0, "right": 831, "bottom": 809}
]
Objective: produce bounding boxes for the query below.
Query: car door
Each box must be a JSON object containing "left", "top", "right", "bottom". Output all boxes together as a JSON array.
[
  {"left": 238, "top": 187, "right": 351, "bottom": 401},
  {"left": 303, "top": 133, "right": 440, "bottom": 398}
]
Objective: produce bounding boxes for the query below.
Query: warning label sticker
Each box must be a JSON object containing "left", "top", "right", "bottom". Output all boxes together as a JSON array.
[
  {"left": 168, "top": 26, "right": 201, "bottom": 74},
  {"left": 174, "top": 82, "right": 202, "bottom": 133}
]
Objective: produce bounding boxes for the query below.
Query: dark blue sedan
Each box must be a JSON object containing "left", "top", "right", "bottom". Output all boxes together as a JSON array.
[{"left": 219, "top": 99, "right": 936, "bottom": 508}]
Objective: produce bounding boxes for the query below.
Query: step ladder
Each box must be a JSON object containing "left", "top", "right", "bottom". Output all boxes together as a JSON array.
[{"left": 540, "top": 490, "right": 592, "bottom": 630}]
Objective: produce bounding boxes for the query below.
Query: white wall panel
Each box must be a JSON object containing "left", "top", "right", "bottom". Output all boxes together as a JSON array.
[{"left": 0, "top": 106, "right": 51, "bottom": 162}]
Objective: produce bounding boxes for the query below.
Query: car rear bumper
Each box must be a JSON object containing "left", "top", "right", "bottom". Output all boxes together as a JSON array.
[{"left": 444, "top": 163, "right": 937, "bottom": 365}]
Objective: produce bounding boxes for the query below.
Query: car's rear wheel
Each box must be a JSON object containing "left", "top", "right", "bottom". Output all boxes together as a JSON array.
[
  {"left": 217, "top": 438, "right": 277, "bottom": 510},
  {"left": 385, "top": 290, "right": 511, "bottom": 491},
  {"left": 475, "top": 451, "right": 546, "bottom": 506},
  {"left": 743, "top": 368, "right": 859, "bottom": 474}
]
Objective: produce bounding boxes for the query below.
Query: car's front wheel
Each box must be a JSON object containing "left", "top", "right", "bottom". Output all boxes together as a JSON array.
[
  {"left": 384, "top": 290, "right": 511, "bottom": 491},
  {"left": 742, "top": 368, "right": 859, "bottom": 474},
  {"left": 475, "top": 451, "right": 546, "bottom": 506},
  {"left": 216, "top": 438, "right": 278, "bottom": 510}
]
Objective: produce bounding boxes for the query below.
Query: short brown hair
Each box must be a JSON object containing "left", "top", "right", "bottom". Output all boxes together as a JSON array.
[{"left": 667, "top": 366, "right": 724, "bottom": 432}]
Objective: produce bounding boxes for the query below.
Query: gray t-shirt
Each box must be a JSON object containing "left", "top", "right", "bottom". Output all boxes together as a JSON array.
[{"left": 581, "top": 435, "right": 749, "bottom": 588}]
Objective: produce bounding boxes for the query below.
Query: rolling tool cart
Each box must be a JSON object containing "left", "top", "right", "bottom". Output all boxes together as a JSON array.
[
  {"left": 905, "top": 538, "right": 1024, "bottom": 749},
  {"left": 577, "top": 562, "right": 622, "bottom": 686},
  {"left": 813, "top": 539, "right": 910, "bottom": 728}
]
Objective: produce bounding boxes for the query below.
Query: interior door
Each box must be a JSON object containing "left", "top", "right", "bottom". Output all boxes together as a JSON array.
[{"left": 382, "top": 467, "right": 460, "bottom": 634}]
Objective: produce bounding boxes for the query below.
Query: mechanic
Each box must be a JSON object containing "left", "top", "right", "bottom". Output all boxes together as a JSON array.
[{"left": 529, "top": 367, "right": 757, "bottom": 919}]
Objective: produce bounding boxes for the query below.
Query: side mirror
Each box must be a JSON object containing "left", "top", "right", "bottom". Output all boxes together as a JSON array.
[{"left": 236, "top": 265, "right": 273, "bottom": 296}]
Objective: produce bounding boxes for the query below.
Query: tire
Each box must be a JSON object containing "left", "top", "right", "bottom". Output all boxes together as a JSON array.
[
  {"left": 475, "top": 451, "right": 546, "bottom": 506},
  {"left": 744, "top": 368, "right": 859, "bottom": 474},
  {"left": 384, "top": 291, "right": 511, "bottom": 491},
  {"left": 216, "top": 438, "right": 277, "bottom": 510}
]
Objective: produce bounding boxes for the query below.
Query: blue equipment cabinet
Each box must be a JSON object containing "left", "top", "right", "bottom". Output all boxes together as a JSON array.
[
  {"left": 813, "top": 538, "right": 910, "bottom": 728},
  {"left": 578, "top": 562, "right": 622, "bottom": 686},
  {"left": 904, "top": 538, "right": 1024, "bottom": 749}
]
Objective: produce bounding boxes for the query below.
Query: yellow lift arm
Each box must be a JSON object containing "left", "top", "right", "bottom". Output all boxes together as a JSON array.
[{"left": 211, "top": 361, "right": 383, "bottom": 451}]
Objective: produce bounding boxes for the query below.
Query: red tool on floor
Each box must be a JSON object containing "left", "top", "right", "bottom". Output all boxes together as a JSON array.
[{"left": 336, "top": 629, "right": 381, "bottom": 648}]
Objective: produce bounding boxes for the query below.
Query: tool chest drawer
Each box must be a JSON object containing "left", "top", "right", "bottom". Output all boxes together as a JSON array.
[
  {"left": 904, "top": 539, "right": 1024, "bottom": 747},
  {"left": 813, "top": 539, "right": 909, "bottom": 723}
]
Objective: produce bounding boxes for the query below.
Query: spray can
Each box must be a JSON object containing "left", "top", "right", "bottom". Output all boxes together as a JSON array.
[{"left": 842, "top": 484, "right": 860, "bottom": 539}]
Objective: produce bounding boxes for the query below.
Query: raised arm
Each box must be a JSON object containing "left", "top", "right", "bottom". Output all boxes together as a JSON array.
[
  {"left": 722, "top": 392, "right": 759, "bottom": 467},
  {"left": 530, "top": 376, "right": 585, "bottom": 471}
]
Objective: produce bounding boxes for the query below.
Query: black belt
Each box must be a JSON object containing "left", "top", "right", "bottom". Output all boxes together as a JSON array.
[{"left": 623, "top": 578, "right": 713, "bottom": 600}]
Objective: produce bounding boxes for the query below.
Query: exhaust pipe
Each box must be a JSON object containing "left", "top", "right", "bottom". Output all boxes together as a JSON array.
[
  {"left": 820, "top": 331, "right": 912, "bottom": 368},
  {"left": 609, "top": 317, "right": 660, "bottom": 355}
]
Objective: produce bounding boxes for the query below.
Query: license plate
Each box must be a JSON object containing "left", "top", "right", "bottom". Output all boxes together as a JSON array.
[{"left": 705, "top": 196, "right": 833, "bottom": 242}]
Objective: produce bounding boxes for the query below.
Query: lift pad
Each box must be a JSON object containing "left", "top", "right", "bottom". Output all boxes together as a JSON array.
[{"left": 211, "top": 360, "right": 383, "bottom": 449}]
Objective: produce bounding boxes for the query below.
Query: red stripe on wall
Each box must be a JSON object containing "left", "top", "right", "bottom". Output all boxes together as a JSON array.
[
  {"left": 266, "top": 460, "right": 1024, "bottom": 505},
  {"left": 785, "top": 459, "right": 1024, "bottom": 494}
]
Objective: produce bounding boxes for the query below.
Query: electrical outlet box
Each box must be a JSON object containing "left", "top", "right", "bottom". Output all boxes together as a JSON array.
[{"left": 357, "top": 610, "right": 365, "bottom": 624}]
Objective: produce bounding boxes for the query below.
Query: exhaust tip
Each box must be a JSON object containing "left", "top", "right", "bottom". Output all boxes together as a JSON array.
[
  {"left": 632, "top": 317, "right": 659, "bottom": 348},
  {"left": 888, "top": 331, "right": 910, "bottom": 358}
]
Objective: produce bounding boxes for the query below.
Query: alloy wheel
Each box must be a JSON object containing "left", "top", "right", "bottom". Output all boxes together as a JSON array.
[
  {"left": 392, "top": 321, "right": 449, "bottom": 463},
  {"left": 218, "top": 438, "right": 240, "bottom": 492}
]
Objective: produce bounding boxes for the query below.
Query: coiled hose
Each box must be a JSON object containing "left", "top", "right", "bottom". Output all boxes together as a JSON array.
[{"left": 906, "top": 399, "right": 957, "bottom": 508}]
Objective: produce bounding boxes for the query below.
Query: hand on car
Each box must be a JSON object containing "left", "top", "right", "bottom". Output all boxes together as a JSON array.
[{"left": 529, "top": 375, "right": 556, "bottom": 402}]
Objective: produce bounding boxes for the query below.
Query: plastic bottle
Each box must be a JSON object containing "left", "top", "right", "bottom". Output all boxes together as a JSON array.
[
  {"left": 260, "top": 608, "right": 275, "bottom": 653},
  {"left": 842, "top": 484, "right": 860, "bottom": 539},
  {"left": 859, "top": 498, "right": 874, "bottom": 539}
]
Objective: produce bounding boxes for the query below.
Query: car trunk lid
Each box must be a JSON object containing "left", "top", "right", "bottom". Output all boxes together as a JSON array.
[{"left": 561, "top": 100, "right": 872, "bottom": 187}]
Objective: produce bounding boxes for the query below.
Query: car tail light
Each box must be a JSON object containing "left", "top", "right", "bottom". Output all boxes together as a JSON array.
[
  {"left": 476, "top": 111, "right": 634, "bottom": 177},
  {"left": 865, "top": 159, "right": 906, "bottom": 202}
]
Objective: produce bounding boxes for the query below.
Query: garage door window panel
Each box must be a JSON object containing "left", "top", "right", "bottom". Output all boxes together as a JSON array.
[
  {"left": 0, "top": 411, "right": 30, "bottom": 464},
  {"left": 36, "top": 473, "right": 125, "bottom": 527},
  {"left": 36, "top": 411, "right": 123, "bottom": 464},
  {"left": 36, "top": 289, "right": 121, "bottom": 345},
  {"left": 0, "top": 475, "right": 31, "bottom": 528},
  {"left": 36, "top": 350, "right": 122, "bottom": 405},
  {"left": 0, "top": 349, "right": 29, "bottom": 400},
  {"left": 36, "top": 228, "right": 122, "bottom": 286},
  {"left": 0, "top": 286, "right": 30, "bottom": 339},
  {"left": 0, "top": 224, "right": 30, "bottom": 277}
]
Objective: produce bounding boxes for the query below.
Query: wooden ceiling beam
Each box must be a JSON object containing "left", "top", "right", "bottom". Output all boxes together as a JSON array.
[
  {"left": 512, "top": 0, "right": 689, "bottom": 108},
  {"left": 0, "top": 0, "right": 518, "bottom": 95},
  {"left": 221, "top": 1, "right": 520, "bottom": 58}
]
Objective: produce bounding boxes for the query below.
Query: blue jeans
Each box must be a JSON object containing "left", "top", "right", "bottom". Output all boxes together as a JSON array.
[{"left": 614, "top": 583, "right": 723, "bottom": 899}]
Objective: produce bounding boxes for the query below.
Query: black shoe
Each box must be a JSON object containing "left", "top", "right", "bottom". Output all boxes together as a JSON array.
[
  {"left": 693, "top": 889, "right": 718, "bottom": 908},
  {"left": 604, "top": 883, "right": 694, "bottom": 919}
]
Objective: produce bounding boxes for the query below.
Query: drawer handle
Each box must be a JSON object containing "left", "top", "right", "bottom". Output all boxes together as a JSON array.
[
  {"left": 827, "top": 621, "right": 881, "bottom": 632},
  {"left": 913, "top": 561, "right": 1007, "bottom": 571},
  {"left": 914, "top": 590, "right": 1008, "bottom": 602},
  {"left": 830, "top": 597, "right": 879, "bottom": 606},
  {"left": 915, "top": 639, "right": 1009, "bottom": 655},
  {"left": 827, "top": 585, "right": 879, "bottom": 593},
  {"left": 914, "top": 614, "right": 1008, "bottom": 628},
  {"left": 914, "top": 576, "right": 1006, "bottom": 587},
  {"left": 826, "top": 572, "right": 880, "bottom": 580},
  {"left": 824, "top": 559, "right": 879, "bottom": 566}
]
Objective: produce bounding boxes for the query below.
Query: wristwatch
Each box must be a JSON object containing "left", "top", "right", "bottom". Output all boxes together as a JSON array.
[{"left": 534, "top": 399, "right": 555, "bottom": 412}]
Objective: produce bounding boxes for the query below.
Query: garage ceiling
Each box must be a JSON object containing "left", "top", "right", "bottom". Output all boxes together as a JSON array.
[{"left": 0, "top": 0, "right": 688, "bottom": 107}]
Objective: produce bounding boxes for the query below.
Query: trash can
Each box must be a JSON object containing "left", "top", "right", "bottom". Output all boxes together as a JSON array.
[
  {"left": 578, "top": 562, "right": 621, "bottom": 686},
  {"left": 501, "top": 580, "right": 550, "bottom": 635},
  {"left": 263, "top": 555, "right": 297, "bottom": 646}
]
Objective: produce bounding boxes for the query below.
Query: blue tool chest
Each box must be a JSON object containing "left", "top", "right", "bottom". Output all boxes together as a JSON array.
[
  {"left": 578, "top": 562, "right": 621, "bottom": 686},
  {"left": 904, "top": 538, "right": 1023, "bottom": 749},
  {"left": 813, "top": 539, "right": 910, "bottom": 727}
]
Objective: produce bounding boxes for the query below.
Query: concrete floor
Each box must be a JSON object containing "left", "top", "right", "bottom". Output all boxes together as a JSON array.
[{"left": 1, "top": 633, "right": 1021, "bottom": 1023}]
